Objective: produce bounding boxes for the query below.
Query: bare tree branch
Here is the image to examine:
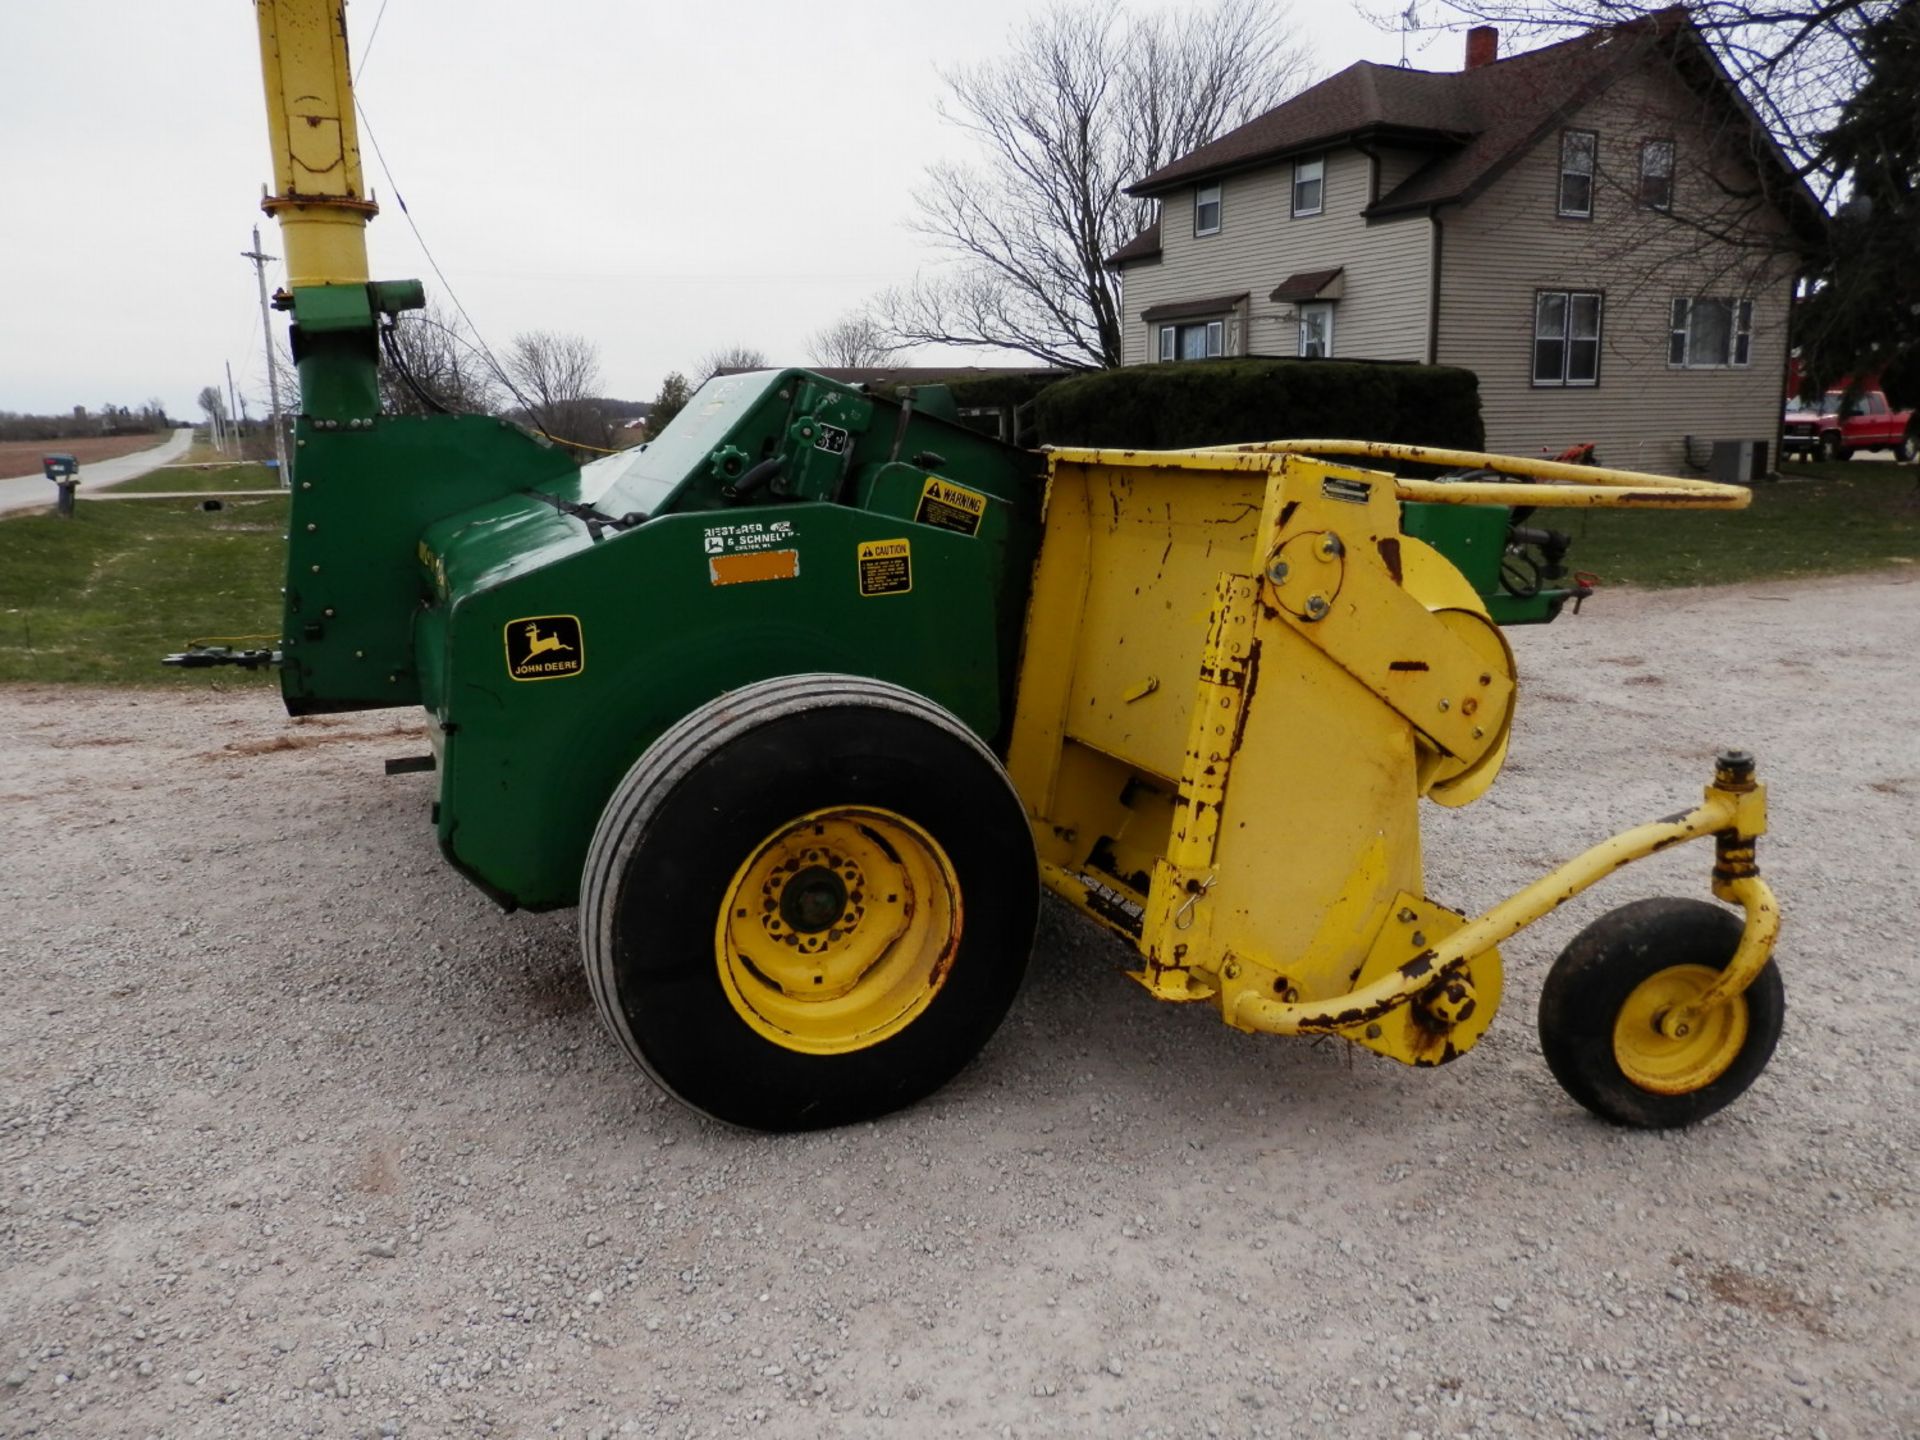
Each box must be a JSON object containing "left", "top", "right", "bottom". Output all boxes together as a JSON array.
[
  {"left": 695, "top": 346, "right": 770, "bottom": 384},
  {"left": 876, "top": 0, "right": 1315, "bottom": 369},
  {"left": 506, "top": 330, "right": 611, "bottom": 455},
  {"left": 806, "top": 313, "right": 899, "bottom": 368}
]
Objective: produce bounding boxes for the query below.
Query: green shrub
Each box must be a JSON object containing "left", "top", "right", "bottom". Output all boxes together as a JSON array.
[{"left": 1032, "top": 359, "right": 1484, "bottom": 452}]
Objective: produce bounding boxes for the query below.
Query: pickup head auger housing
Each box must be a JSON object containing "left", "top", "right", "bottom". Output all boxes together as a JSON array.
[{"left": 222, "top": 0, "right": 1785, "bottom": 1132}]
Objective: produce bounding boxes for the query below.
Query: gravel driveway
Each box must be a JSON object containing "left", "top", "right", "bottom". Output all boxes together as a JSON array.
[{"left": 3, "top": 571, "right": 1916, "bottom": 1440}]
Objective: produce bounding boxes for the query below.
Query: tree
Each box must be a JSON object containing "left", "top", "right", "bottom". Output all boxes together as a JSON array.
[
  {"left": 874, "top": 0, "right": 1313, "bottom": 369},
  {"left": 645, "top": 371, "right": 693, "bottom": 439},
  {"left": 807, "top": 313, "right": 896, "bottom": 368},
  {"left": 196, "top": 385, "right": 227, "bottom": 424},
  {"left": 378, "top": 302, "right": 504, "bottom": 416},
  {"left": 505, "top": 329, "right": 611, "bottom": 454},
  {"left": 1791, "top": 1, "right": 1918, "bottom": 401},
  {"left": 695, "top": 346, "right": 770, "bottom": 383}
]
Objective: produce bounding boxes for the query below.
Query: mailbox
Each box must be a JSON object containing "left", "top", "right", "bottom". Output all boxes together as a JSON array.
[{"left": 42, "top": 453, "right": 79, "bottom": 480}]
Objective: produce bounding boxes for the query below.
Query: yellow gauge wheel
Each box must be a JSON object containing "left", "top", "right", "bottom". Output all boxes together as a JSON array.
[
  {"left": 1611, "top": 963, "right": 1749, "bottom": 1095},
  {"left": 715, "top": 806, "right": 962, "bottom": 1056}
]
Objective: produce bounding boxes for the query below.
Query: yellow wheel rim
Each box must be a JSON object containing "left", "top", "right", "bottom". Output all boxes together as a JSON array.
[
  {"left": 715, "top": 806, "right": 961, "bottom": 1056},
  {"left": 1612, "top": 964, "right": 1748, "bottom": 1095}
]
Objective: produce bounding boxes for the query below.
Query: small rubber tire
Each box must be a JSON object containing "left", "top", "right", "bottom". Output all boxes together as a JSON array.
[
  {"left": 581, "top": 674, "right": 1038, "bottom": 1131},
  {"left": 1538, "top": 897, "right": 1785, "bottom": 1129}
]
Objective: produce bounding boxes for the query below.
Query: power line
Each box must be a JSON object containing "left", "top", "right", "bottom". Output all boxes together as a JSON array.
[
  {"left": 352, "top": 0, "right": 392, "bottom": 82},
  {"left": 353, "top": 96, "right": 536, "bottom": 418}
]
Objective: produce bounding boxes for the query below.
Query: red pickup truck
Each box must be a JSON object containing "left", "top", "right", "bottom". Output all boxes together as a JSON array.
[{"left": 1782, "top": 388, "right": 1918, "bottom": 462}]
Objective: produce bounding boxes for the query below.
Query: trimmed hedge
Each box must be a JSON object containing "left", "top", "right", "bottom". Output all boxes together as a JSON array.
[
  {"left": 1031, "top": 359, "right": 1485, "bottom": 452},
  {"left": 939, "top": 371, "right": 1064, "bottom": 413}
]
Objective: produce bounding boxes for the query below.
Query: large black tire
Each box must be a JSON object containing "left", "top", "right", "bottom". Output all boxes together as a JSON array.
[
  {"left": 1898, "top": 430, "right": 1918, "bottom": 465},
  {"left": 1818, "top": 430, "right": 1848, "bottom": 463},
  {"left": 581, "top": 674, "right": 1038, "bottom": 1131},
  {"left": 1538, "top": 898, "right": 1784, "bottom": 1129}
]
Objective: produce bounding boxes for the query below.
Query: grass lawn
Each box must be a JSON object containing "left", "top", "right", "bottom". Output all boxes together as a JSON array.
[
  {"left": 103, "top": 458, "right": 282, "bottom": 494},
  {"left": 0, "top": 494, "right": 285, "bottom": 686},
  {"left": 1560, "top": 460, "right": 1920, "bottom": 588},
  {"left": 0, "top": 454, "right": 1913, "bottom": 690}
]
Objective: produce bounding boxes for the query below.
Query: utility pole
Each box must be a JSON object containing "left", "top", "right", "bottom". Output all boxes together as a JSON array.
[
  {"left": 242, "top": 226, "right": 292, "bottom": 487},
  {"left": 226, "top": 361, "right": 241, "bottom": 452}
]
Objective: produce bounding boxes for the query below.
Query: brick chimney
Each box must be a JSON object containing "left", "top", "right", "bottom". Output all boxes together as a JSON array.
[{"left": 1465, "top": 25, "right": 1499, "bottom": 68}]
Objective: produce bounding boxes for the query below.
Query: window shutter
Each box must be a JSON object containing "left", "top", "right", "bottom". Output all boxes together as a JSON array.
[{"left": 1668, "top": 299, "right": 1690, "bottom": 366}]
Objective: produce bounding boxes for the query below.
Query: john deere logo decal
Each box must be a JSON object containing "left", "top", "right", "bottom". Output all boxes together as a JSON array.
[{"left": 505, "top": 615, "right": 584, "bottom": 681}]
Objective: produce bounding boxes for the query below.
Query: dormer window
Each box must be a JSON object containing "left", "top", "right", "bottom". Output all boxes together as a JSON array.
[
  {"left": 1291, "top": 156, "right": 1324, "bottom": 217},
  {"left": 1194, "top": 184, "right": 1222, "bottom": 236},
  {"left": 1558, "top": 130, "right": 1596, "bottom": 218}
]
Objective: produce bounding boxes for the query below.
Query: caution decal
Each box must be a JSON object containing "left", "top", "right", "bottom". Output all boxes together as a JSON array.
[
  {"left": 856, "top": 538, "right": 912, "bottom": 597},
  {"left": 504, "top": 615, "right": 585, "bottom": 682},
  {"left": 913, "top": 476, "right": 987, "bottom": 537}
]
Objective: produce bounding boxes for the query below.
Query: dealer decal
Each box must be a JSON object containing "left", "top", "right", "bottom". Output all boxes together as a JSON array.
[
  {"left": 710, "top": 549, "right": 800, "bottom": 586},
  {"left": 505, "top": 615, "right": 585, "bottom": 682},
  {"left": 913, "top": 476, "right": 987, "bottom": 537},
  {"left": 856, "top": 538, "right": 912, "bottom": 597}
]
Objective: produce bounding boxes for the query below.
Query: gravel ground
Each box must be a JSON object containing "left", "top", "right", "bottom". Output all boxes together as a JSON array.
[{"left": 2, "top": 570, "right": 1916, "bottom": 1440}]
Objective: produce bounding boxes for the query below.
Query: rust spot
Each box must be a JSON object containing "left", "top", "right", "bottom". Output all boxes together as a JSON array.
[
  {"left": 1387, "top": 660, "right": 1429, "bottom": 673},
  {"left": 1376, "top": 536, "right": 1403, "bottom": 582},
  {"left": 1399, "top": 951, "right": 1437, "bottom": 979},
  {"left": 1277, "top": 501, "right": 1299, "bottom": 529}
]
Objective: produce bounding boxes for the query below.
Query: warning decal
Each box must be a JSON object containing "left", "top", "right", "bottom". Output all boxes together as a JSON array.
[
  {"left": 504, "top": 615, "right": 585, "bottom": 682},
  {"left": 856, "top": 539, "right": 912, "bottom": 597},
  {"left": 913, "top": 476, "right": 987, "bottom": 537}
]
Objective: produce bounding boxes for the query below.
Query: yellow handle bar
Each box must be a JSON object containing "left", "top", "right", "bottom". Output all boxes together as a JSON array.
[{"left": 1194, "top": 440, "right": 1752, "bottom": 510}]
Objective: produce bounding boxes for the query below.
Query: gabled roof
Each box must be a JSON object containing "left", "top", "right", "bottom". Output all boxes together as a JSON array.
[
  {"left": 1270, "top": 267, "right": 1344, "bottom": 302},
  {"left": 1125, "top": 7, "right": 1819, "bottom": 233},
  {"left": 1104, "top": 218, "right": 1162, "bottom": 268},
  {"left": 1129, "top": 64, "right": 1475, "bottom": 197}
]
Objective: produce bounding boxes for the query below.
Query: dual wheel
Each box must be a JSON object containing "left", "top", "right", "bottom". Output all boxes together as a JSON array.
[
  {"left": 1539, "top": 897, "right": 1785, "bottom": 1129},
  {"left": 581, "top": 675, "right": 1037, "bottom": 1132}
]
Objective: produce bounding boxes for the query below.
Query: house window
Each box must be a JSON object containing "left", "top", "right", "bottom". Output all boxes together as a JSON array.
[
  {"left": 1297, "top": 303, "right": 1334, "bottom": 358},
  {"left": 1533, "top": 290, "right": 1602, "bottom": 386},
  {"left": 1159, "top": 320, "right": 1224, "bottom": 361},
  {"left": 1194, "top": 184, "right": 1222, "bottom": 236},
  {"left": 1291, "top": 156, "right": 1324, "bottom": 217},
  {"left": 1558, "top": 130, "right": 1596, "bottom": 218},
  {"left": 1640, "top": 140, "right": 1674, "bottom": 211},
  {"left": 1668, "top": 298, "right": 1753, "bottom": 367}
]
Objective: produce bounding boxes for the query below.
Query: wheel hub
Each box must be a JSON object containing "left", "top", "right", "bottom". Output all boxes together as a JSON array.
[
  {"left": 716, "top": 807, "right": 961, "bottom": 1055},
  {"left": 1612, "top": 963, "right": 1748, "bottom": 1095}
]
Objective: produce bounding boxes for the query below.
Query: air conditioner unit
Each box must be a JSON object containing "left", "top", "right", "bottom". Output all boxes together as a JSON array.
[{"left": 1707, "top": 438, "right": 1768, "bottom": 484}]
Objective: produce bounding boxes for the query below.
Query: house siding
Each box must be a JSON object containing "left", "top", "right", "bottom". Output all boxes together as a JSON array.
[
  {"left": 1436, "top": 65, "right": 1794, "bottom": 473},
  {"left": 1120, "top": 148, "right": 1433, "bottom": 366}
]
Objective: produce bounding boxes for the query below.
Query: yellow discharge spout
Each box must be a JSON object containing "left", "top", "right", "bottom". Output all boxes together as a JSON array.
[{"left": 255, "top": 0, "right": 375, "bottom": 287}]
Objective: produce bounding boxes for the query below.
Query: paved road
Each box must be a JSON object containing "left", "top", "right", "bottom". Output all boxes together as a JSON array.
[{"left": 0, "top": 427, "right": 195, "bottom": 516}]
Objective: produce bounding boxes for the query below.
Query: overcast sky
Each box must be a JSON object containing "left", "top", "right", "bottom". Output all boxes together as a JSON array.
[{"left": 0, "top": 0, "right": 1455, "bottom": 419}]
